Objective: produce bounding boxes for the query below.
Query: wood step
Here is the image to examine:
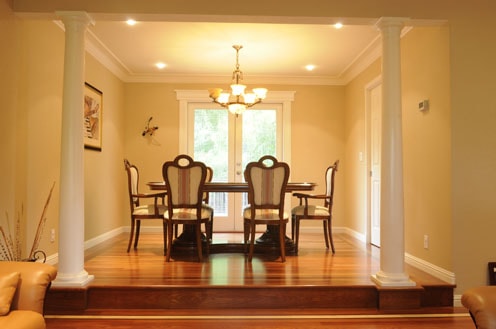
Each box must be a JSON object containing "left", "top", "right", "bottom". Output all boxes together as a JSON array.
[{"left": 44, "top": 283, "right": 454, "bottom": 315}]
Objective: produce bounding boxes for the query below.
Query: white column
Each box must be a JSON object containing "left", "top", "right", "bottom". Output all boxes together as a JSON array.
[
  {"left": 371, "top": 17, "right": 415, "bottom": 287},
  {"left": 52, "top": 11, "right": 94, "bottom": 287}
]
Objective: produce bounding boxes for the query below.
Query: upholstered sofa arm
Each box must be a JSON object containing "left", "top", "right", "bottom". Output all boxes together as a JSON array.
[
  {"left": 462, "top": 286, "right": 496, "bottom": 329},
  {"left": 0, "top": 261, "right": 57, "bottom": 314}
]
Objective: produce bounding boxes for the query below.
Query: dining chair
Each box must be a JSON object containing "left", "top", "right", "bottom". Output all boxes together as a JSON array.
[
  {"left": 243, "top": 155, "right": 290, "bottom": 262},
  {"left": 291, "top": 160, "right": 339, "bottom": 254},
  {"left": 174, "top": 166, "right": 213, "bottom": 239},
  {"left": 124, "top": 159, "right": 167, "bottom": 253},
  {"left": 162, "top": 154, "right": 213, "bottom": 262}
]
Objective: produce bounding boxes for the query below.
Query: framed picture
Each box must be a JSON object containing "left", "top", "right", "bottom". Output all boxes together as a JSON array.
[
  {"left": 84, "top": 82, "right": 103, "bottom": 151},
  {"left": 488, "top": 262, "right": 496, "bottom": 285}
]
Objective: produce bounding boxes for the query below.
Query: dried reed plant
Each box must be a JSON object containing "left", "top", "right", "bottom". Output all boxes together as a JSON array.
[{"left": 0, "top": 182, "right": 55, "bottom": 261}]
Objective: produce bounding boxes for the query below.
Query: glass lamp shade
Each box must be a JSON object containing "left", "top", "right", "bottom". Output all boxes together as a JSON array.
[
  {"left": 228, "top": 103, "right": 247, "bottom": 115},
  {"left": 230, "top": 84, "right": 246, "bottom": 96},
  {"left": 243, "top": 93, "right": 256, "bottom": 104},
  {"left": 253, "top": 88, "right": 268, "bottom": 99},
  {"left": 217, "top": 92, "right": 230, "bottom": 104},
  {"left": 209, "top": 88, "right": 223, "bottom": 99}
]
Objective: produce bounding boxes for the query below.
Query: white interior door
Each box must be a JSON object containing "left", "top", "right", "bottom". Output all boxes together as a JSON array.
[
  {"left": 189, "top": 104, "right": 282, "bottom": 232},
  {"left": 370, "top": 83, "right": 382, "bottom": 247}
]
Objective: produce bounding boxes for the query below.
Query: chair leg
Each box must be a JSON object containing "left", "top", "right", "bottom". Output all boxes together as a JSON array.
[
  {"left": 243, "top": 219, "right": 250, "bottom": 254},
  {"left": 294, "top": 217, "right": 301, "bottom": 255},
  {"left": 291, "top": 215, "right": 296, "bottom": 241},
  {"left": 162, "top": 220, "right": 167, "bottom": 256},
  {"left": 166, "top": 221, "right": 173, "bottom": 262},
  {"left": 279, "top": 223, "right": 286, "bottom": 262},
  {"left": 328, "top": 218, "right": 335, "bottom": 254},
  {"left": 134, "top": 221, "right": 141, "bottom": 249},
  {"left": 323, "top": 220, "right": 330, "bottom": 249},
  {"left": 127, "top": 219, "right": 136, "bottom": 252},
  {"left": 195, "top": 224, "right": 203, "bottom": 262},
  {"left": 209, "top": 213, "right": 214, "bottom": 241},
  {"left": 248, "top": 222, "right": 256, "bottom": 262}
]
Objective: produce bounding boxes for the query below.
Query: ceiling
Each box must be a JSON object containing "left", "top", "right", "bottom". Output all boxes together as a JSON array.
[{"left": 85, "top": 20, "right": 383, "bottom": 85}]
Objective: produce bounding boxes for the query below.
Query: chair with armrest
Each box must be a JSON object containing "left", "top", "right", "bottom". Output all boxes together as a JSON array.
[
  {"left": 462, "top": 286, "right": 496, "bottom": 329},
  {"left": 124, "top": 159, "right": 167, "bottom": 253},
  {"left": 291, "top": 160, "right": 339, "bottom": 254},
  {"left": 162, "top": 154, "right": 213, "bottom": 262},
  {"left": 243, "top": 155, "right": 290, "bottom": 262}
]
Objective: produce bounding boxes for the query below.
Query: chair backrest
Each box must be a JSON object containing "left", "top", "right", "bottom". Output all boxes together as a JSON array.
[
  {"left": 124, "top": 158, "right": 139, "bottom": 207},
  {"left": 162, "top": 154, "right": 207, "bottom": 212},
  {"left": 324, "top": 160, "right": 339, "bottom": 208},
  {"left": 203, "top": 166, "right": 213, "bottom": 203},
  {"left": 244, "top": 155, "right": 290, "bottom": 216}
]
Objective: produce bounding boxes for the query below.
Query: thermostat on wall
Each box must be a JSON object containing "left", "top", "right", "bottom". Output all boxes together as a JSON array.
[{"left": 419, "top": 99, "right": 429, "bottom": 111}]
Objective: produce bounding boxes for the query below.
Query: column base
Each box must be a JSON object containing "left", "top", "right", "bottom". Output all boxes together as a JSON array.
[
  {"left": 371, "top": 270, "right": 416, "bottom": 287},
  {"left": 51, "top": 270, "right": 94, "bottom": 287}
]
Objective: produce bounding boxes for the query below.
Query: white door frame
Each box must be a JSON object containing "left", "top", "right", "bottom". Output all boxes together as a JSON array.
[{"left": 365, "top": 76, "right": 382, "bottom": 245}]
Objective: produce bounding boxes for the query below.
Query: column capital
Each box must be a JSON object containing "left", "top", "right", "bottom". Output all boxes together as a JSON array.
[
  {"left": 375, "top": 17, "right": 408, "bottom": 30},
  {"left": 56, "top": 11, "right": 94, "bottom": 27}
]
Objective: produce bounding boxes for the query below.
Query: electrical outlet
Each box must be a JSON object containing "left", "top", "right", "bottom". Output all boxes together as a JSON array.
[
  {"left": 50, "top": 228, "right": 56, "bottom": 243},
  {"left": 423, "top": 234, "right": 429, "bottom": 249}
]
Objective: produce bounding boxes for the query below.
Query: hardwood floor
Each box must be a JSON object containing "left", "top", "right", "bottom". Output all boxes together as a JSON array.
[{"left": 44, "top": 231, "right": 471, "bottom": 328}]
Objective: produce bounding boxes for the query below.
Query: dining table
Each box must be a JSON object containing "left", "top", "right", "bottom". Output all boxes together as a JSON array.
[{"left": 147, "top": 181, "right": 316, "bottom": 255}]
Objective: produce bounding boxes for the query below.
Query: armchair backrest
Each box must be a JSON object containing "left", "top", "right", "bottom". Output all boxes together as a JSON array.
[
  {"left": 0, "top": 261, "right": 57, "bottom": 314},
  {"left": 324, "top": 160, "right": 339, "bottom": 208},
  {"left": 162, "top": 154, "right": 207, "bottom": 213},
  {"left": 244, "top": 155, "right": 289, "bottom": 217},
  {"left": 124, "top": 159, "right": 140, "bottom": 207},
  {"left": 203, "top": 166, "right": 213, "bottom": 203}
]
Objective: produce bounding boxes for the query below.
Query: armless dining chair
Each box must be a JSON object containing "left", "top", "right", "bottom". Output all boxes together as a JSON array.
[
  {"left": 291, "top": 160, "right": 339, "bottom": 254},
  {"left": 175, "top": 166, "right": 213, "bottom": 240},
  {"left": 243, "top": 155, "right": 290, "bottom": 262},
  {"left": 162, "top": 154, "right": 213, "bottom": 262},
  {"left": 124, "top": 159, "right": 167, "bottom": 253}
]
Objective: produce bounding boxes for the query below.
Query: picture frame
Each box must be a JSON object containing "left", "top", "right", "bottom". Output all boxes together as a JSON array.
[
  {"left": 84, "top": 82, "right": 103, "bottom": 151},
  {"left": 488, "top": 262, "right": 496, "bottom": 285}
]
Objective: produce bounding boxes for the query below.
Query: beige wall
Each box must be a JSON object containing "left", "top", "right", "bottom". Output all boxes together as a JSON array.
[
  {"left": 84, "top": 55, "right": 126, "bottom": 239},
  {"left": 401, "top": 26, "right": 452, "bottom": 269},
  {"left": 344, "top": 59, "right": 381, "bottom": 236},
  {"left": 0, "top": 8, "right": 126, "bottom": 257}
]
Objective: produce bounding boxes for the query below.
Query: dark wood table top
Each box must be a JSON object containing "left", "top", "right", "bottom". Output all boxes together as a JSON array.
[{"left": 147, "top": 181, "right": 316, "bottom": 192}]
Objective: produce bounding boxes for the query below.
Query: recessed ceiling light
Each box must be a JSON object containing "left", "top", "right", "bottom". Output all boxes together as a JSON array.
[
  {"left": 334, "top": 22, "right": 343, "bottom": 29},
  {"left": 305, "top": 64, "right": 316, "bottom": 71},
  {"left": 156, "top": 62, "right": 167, "bottom": 69},
  {"left": 126, "top": 19, "right": 137, "bottom": 26}
]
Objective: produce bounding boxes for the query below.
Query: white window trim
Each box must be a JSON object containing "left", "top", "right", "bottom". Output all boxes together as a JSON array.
[{"left": 175, "top": 90, "right": 295, "bottom": 166}]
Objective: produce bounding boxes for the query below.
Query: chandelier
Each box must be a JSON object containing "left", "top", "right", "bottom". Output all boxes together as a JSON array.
[{"left": 209, "top": 45, "right": 267, "bottom": 116}]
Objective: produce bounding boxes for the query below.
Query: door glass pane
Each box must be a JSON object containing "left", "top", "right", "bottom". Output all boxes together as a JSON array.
[
  {"left": 193, "top": 109, "right": 228, "bottom": 216},
  {"left": 240, "top": 109, "right": 277, "bottom": 208}
]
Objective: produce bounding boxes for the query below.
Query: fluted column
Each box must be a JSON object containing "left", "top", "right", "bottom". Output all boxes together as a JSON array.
[
  {"left": 52, "top": 11, "right": 94, "bottom": 287},
  {"left": 371, "top": 17, "right": 415, "bottom": 287}
]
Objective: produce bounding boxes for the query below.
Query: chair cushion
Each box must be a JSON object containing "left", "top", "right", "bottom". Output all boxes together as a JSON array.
[
  {"left": 133, "top": 204, "right": 167, "bottom": 216},
  {"left": 243, "top": 207, "right": 289, "bottom": 220},
  {"left": 0, "top": 272, "right": 20, "bottom": 315},
  {"left": 292, "top": 205, "right": 330, "bottom": 217},
  {"left": 164, "top": 206, "right": 213, "bottom": 220}
]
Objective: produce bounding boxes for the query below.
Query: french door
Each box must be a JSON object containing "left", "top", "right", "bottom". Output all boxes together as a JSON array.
[{"left": 188, "top": 103, "right": 283, "bottom": 232}]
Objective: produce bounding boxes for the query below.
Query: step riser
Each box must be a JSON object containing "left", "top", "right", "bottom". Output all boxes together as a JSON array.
[{"left": 45, "top": 285, "right": 453, "bottom": 314}]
